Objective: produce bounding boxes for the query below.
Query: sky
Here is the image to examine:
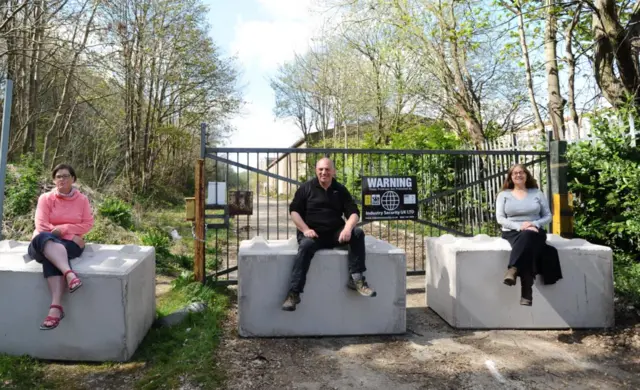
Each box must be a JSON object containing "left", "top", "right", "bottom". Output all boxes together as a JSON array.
[{"left": 203, "top": 0, "right": 321, "bottom": 149}]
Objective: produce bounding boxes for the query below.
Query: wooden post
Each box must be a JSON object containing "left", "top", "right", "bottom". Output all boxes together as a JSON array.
[
  {"left": 194, "top": 158, "right": 205, "bottom": 283},
  {"left": 550, "top": 140, "right": 573, "bottom": 237}
]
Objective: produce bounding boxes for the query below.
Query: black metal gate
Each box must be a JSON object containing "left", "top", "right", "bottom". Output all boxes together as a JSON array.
[{"left": 201, "top": 144, "right": 550, "bottom": 284}]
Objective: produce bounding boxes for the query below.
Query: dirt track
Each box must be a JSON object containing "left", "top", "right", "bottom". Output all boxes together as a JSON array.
[{"left": 216, "top": 276, "right": 640, "bottom": 390}]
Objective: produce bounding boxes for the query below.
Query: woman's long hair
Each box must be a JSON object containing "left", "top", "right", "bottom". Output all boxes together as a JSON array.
[{"left": 502, "top": 164, "right": 538, "bottom": 190}]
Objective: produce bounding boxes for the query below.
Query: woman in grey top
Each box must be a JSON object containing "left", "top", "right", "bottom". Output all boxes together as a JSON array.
[{"left": 496, "top": 164, "right": 557, "bottom": 306}]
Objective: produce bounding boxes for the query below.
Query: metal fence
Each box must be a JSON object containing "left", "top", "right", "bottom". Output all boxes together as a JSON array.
[{"left": 202, "top": 146, "right": 550, "bottom": 284}]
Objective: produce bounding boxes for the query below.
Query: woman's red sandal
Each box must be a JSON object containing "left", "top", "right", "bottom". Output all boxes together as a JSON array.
[
  {"left": 40, "top": 304, "right": 65, "bottom": 330},
  {"left": 64, "top": 269, "right": 83, "bottom": 293}
]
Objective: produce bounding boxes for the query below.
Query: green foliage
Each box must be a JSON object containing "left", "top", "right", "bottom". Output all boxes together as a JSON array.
[
  {"left": 614, "top": 254, "right": 640, "bottom": 305},
  {"left": 567, "top": 106, "right": 640, "bottom": 304},
  {"left": 140, "top": 227, "right": 172, "bottom": 257},
  {"left": 85, "top": 216, "right": 140, "bottom": 245},
  {"left": 98, "top": 197, "right": 134, "bottom": 229},
  {"left": 132, "top": 274, "right": 227, "bottom": 389},
  {"left": 4, "top": 156, "right": 43, "bottom": 218}
]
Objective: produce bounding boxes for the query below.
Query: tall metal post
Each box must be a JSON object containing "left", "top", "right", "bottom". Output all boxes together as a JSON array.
[
  {"left": 550, "top": 139, "right": 573, "bottom": 237},
  {"left": 0, "top": 79, "right": 14, "bottom": 240},
  {"left": 194, "top": 123, "right": 207, "bottom": 283}
]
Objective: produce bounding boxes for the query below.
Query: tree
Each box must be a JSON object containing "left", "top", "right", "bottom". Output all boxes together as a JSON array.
[
  {"left": 544, "top": 0, "right": 566, "bottom": 140},
  {"left": 271, "top": 62, "right": 317, "bottom": 140},
  {"left": 590, "top": 0, "right": 640, "bottom": 107},
  {"left": 0, "top": 0, "right": 241, "bottom": 197},
  {"left": 499, "top": 0, "right": 545, "bottom": 134}
]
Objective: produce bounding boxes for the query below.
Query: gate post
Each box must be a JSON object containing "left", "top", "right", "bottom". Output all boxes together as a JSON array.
[
  {"left": 194, "top": 123, "right": 207, "bottom": 283},
  {"left": 194, "top": 158, "right": 205, "bottom": 283},
  {"left": 0, "top": 79, "right": 13, "bottom": 240},
  {"left": 549, "top": 140, "right": 573, "bottom": 237}
]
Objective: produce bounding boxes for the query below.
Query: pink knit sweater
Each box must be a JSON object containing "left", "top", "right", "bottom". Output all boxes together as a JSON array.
[{"left": 33, "top": 190, "right": 94, "bottom": 241}]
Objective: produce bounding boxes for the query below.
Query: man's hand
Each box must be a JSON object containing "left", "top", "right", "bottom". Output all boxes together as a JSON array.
[
  {"left": 72, "top": 235, "right": 85, "bottom": 248},
  {"left": 51, "top": 228, "right": 62, "bottom": 237},
  {"left": 520, "top": 221, "right": 534, "bottom": 230},
  {"left": 303, "top": 229, "right": 318, "bottom": 238},
  {"left": 338, "top": 227, "right": 352, "bottom": 243},
  {"left": 525, "top": 226, "right": 539, "bottom": 233}
]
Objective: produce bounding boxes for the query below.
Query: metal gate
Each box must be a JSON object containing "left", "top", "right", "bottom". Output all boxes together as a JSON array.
[{"left": 201, "top": 144, "right": 550, "bottom": 285}]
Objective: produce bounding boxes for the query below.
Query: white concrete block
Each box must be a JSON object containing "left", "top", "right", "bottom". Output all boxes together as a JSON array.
[
  {"left": 425, "top": 234, "right": 614, "bottom": 329},
  {"left": 0, "top": 240, "right": 156, "bottom": 361},
  {"left": 238, "top": 236, "right": 406, "bottom": 337}
]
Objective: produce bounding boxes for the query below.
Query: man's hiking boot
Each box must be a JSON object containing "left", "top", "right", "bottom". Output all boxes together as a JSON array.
[
  {"left": 347, "top": 276, "right": 377, "bottom": 297},
  {"left": 520, "top": 297, "right": 532, "bottom": 306},
  {"left": 281, "top": 291, "right": 301, "bottom": 311},
  {"left": 503, "top": 267, "right": 518, "bottom": 286}
]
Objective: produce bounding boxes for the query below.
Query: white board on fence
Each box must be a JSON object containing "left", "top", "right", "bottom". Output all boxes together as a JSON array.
[{"left": 207, "top": 182, "right": 226, "bottom": 205}]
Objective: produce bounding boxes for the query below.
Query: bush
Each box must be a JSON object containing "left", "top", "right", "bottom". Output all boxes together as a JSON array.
[
  {"left": 567, "top": 105, "right": 640, "bottom": 305},
  {"left": 4, "top": 156, "right": 43, "bottom": 218},
  {"left": 140, "top": 227, "right": 171, "bottom": 257},
  {"left": 85, "top": 216, "right": 139, "bottom": 245},
  {"left": 98, "top": 197, "right": 134, "bottom": 229}
]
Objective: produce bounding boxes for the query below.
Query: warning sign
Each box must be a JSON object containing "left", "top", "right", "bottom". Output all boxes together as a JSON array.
[{"left": 362, "top": 176, "right": 418, "bottom": 221}]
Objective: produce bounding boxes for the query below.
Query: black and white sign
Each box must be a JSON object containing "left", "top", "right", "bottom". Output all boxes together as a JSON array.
[{"left": 361, "top": 176, "right": 418, "bottom": 221}]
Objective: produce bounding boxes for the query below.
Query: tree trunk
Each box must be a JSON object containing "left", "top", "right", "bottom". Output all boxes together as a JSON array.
[
  {"left": 565, "top": 4, "right": 582, "bottom": 128},
  {"left": 592, "top": 0, "right": 640, "bottom": 107},
  {"left": 511, "top": 2, "right": 545, "bottom": 134},
  {"left": 544, "top": 0, "right": 566, "bottom": 140},
  {"left": 42, "top": 0, "right": 97, "bottom": 163}
]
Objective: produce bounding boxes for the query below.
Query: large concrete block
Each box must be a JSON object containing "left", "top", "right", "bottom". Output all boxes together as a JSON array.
[
  {"left": 238, "top": 236, "right": 406, "bottom": 337},
  {"left": 0, "top": 240, "right": 156, "bottom": 361},
  {"left": 425, "top": 234, "right": 614, "bottom": 329}
]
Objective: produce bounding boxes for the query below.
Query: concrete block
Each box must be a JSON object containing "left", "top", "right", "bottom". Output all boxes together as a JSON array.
[
  {"left": 0, "top": 240, "right": 156, "bottom": 362},
  {"left": 238, "top": 236, "right": 406, "bottom": 337},
  {"left": 425, "top": 234, "right": 614, "bottom": 329}
]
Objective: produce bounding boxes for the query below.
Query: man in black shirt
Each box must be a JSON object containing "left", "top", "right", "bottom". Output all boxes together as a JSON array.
[{"left": 282, "top": 157, "right": 376, "bottom": 311}]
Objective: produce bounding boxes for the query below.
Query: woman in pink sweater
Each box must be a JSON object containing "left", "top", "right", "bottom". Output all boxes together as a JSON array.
[{"left": 28, "top": 164, "right": 94, "bottom": 330}]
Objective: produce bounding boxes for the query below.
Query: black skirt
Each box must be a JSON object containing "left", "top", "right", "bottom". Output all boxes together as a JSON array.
[{"left": 502, "top": 229, "right": 563, "bottom": 285}]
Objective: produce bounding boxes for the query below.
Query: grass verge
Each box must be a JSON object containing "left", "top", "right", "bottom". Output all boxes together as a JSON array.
[
  {"left": 132, "top": 277, "right": 229, "bottom": 389},
  {"left": 0, "top": 277, "right": 229, "bottom": 390}
]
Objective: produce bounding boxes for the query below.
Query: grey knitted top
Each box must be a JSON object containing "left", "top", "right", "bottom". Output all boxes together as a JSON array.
[{"left": 495, "top": 189, "right": 552, "bottom": 231}]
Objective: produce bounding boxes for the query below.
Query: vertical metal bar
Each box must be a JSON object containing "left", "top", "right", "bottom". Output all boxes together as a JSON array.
[
  {"left": 256, "top": 152, "right": 260, "bottom": 236},
  {"left": 475, "top": 154, "right": 480, "bottom": 234},
  {"left": 236, "top": 153, "right": 240, "bottom": 272},
  {"left": 226, "top": 153, "right": 230, "bottom": 277},
  {"left": 214, "top": 155, "right": 219, "bottom": 278},
  {"left": 465, "top": 155, "right": 470, "bottom": 235},
  {"left": 546, "top": 131, "right": 553, "bottom": 218},
  {"left": 377, "top": 153, "right": 381, "bottom": 239},
  {"left": 0, "top": 79, "right": 14, "bottom": 238},
  {"left": 413, "top": 155, "right": 416, "bottom": 271},
  {"left": 386, "top": 154, "right": 390, "bottom": 242},
  {"left": 194, "top": 159, "right": 205, "bottom": 283},
  {"left": 287, "top": 153, "right": 291, "bottom": 237},
  {"left": 342, "top": 150, "right": 345, "bottom": 184},
  {"left": 276, "top": 153, "right": 280, "bottom": 240},
  {"left": 267, "top": 153, "right": 270, "bottom": 239},
  {"left": 246, "top": 153, "right": 250, "bottom": 240}
]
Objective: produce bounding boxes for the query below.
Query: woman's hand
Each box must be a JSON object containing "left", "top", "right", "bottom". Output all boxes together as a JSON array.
[
  {"left": 520, "top": 221, "right": 534, "bottom": 230},
  {"left": 51, "top": 228, "right": 62, "bottom": 237},
  {"left": 525, "top": 226, "right": 539, "bottom": 233},
  {"left": 72, "top": 235, "right": 85, "bottom": 249}
]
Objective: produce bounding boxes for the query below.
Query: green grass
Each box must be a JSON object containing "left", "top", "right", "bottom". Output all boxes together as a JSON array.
[
  {"left": 0, "top": 277, "right": 229, "bottom": 390},
  {"left": 0, "top": 355, "right": 61, "bottom": 389},
  {"left": 132, "top": 279, "right": 229, "bottom": 389}
]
